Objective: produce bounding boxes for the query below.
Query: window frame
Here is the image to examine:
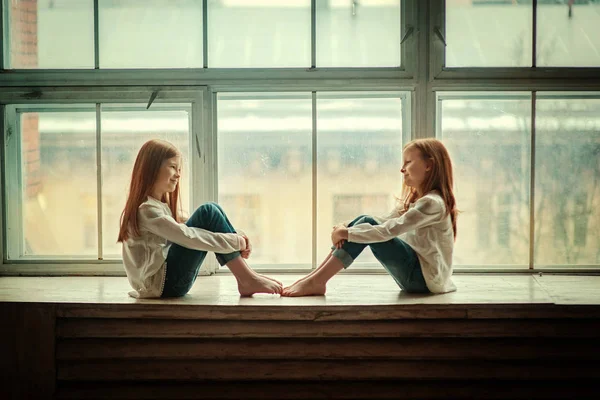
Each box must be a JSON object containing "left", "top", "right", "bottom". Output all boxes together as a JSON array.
[
  {"left": 1, "top": 0, "right": 599, "bottom": 275},
  {"left": 0, "top": 87, "right": 212, "bottom": 275}
]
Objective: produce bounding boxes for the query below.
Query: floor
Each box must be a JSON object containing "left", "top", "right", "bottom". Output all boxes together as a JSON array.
[{"left": 1, "top": 273, "right": 599, "bottom": 306}]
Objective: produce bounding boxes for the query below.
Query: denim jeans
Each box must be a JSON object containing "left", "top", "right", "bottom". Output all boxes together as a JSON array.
[
  {"left": 332, "top": 215, "right": 430, "bottom": 293},
  {"left": 161, "top": 202, "right": 240, "bottom": 298}
]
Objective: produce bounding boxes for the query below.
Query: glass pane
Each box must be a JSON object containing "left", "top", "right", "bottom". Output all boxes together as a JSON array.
[
  {"left": 316, "top": 0, "right": 401, "bottom": 67},
  {"left": 19, "top": 110, "right": 97, "bottom": 257},
  {"left": 445, "top": 0, "right": 532, "bottom": 67},
  {"left": 101, "top": 107, "right": 191, "bottom": 257},
  {"left": 217, "top": 93, "right": 312, "bottom": 267},
  {"left": 437, "top": 93, "right": 531, "bottom": 267},
  {"left": 6, "top": 0, "right": 94, "bottom": 68},
  {"left": 316, "top": 93, "right": 405, "bottom": 268},
  {"left": 537, "top": 2, "right": 600, "bottom": 67},
  {"left": 208, "top": 0, "right": 311, "bottom": 67},
  {"left": 99, "top": 0, "right": 203, "bottom": 68},
  {"left": 535, "top": 94, "right": 600, "bottom": 266}
]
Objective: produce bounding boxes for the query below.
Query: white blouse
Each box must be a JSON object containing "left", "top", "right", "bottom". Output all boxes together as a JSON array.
[
  {"left": 122, "top": 197, "right": 246, "bottom": 298},
  {"left": 346, "top": 191, "right": 457, "bottom": 294}
]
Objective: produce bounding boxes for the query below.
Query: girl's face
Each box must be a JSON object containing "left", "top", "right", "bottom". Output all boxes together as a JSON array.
[
  {"left": 401, "top": 147, "right": 431, "bottom": 192},
  {"left": 152, "top": 156, "right": 181, "bottom": 198}
]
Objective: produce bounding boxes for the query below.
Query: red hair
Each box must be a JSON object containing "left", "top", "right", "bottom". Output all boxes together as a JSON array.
[
  {"left": 117, "top": 139, "right": 182, "bottom": 242},
  {"left": 400, "top": 138, "right": 458, "bottom": 239}
]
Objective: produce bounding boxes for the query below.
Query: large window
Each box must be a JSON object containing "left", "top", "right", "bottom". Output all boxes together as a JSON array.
[
  {"left": 3, "top": 103, "right": 192, "bottom": 261},
  {"left": 534, "top": 94, "right": 600, "bottom": 266},
  {"left": 217, "top": 92, "right": 409, "bottom": 269},
  {"left": 2, "top": 1, "right": 599, "bottom": 274},
  {"left": 445, "top": 0, "right": 600, "bottom": 68},
  {"left": 437, "top": 93, "right": 532, "bottom": 267},
  {"left": 3, "top": 0, "right": 406, "bottom": 69}
]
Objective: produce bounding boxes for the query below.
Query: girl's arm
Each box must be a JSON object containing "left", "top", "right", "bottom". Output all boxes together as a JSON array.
[
  {"left": 347, "top": 196, "right": 444, "bottom": 244},
  {"left": 139, "top": 204, "right": 246, "bottom": 253}
]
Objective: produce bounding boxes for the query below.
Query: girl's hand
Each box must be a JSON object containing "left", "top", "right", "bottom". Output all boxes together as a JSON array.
[
  {"left": 241, "top": 235, "right": 252, "bottom": 259},
  {"left": 331, "top": 227, "right": 348, "bottom": 247},
  {"left": 334, "top": 239, "right": 346, "bottom": 249}
]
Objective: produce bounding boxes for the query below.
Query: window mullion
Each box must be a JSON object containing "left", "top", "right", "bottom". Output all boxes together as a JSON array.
[
  {"left": 312, "top": 91, "right": 317, "bottom": 270},
  {"left": 529, "top": 91, "right": 537, "bottom": 270},
  {"left": 532, "top": 0, "right": 537, "bottom": 68},
  {"left": 94, "top": 0, "right": 99, "bottom": 69},
  {"left": 311, "top": 0, "right": 316, "bottom": 68},
  {"left": 203, "top": 0, "right": 208, "bottom": 68},
  {"left": 96, "top": 104, "right": 103, "bottom": 260}
]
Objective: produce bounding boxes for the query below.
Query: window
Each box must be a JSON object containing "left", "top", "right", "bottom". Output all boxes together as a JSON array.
[
  {"left": 99, "top": 0, "right": 204, "bottom": 68},
  {"left": 315, "top": 0, "right": 402, "bottom": 67},
  {"left": 208, "top": 0, "right": 311, "bottom": 68},
  {"left": 217, "top": 91, "right": 408, "bottom": 269},
  {"left": 437, "top": 93, "right": 531, "bottom": 267},
  {"left": 534, "top": 93, "right": 600, "bottom": 266},
  {"left": 445, "top": 0, "right": 533, "bottom": 67},
  {"left": 2, "top": 1, "right": 599, "bottom": 274},
  {"left": 6, "top": 0, "right": 95, "bottom": 68},
  {"left": 4, "top": 103, "right": 192, "bottom": 261}
]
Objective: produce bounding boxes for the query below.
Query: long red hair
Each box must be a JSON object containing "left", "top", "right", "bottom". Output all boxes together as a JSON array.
[
  {"left": 400, "top": 138, "right": 458, "bottom": 239},
  {"left": 117, "top": 139, "right": 183, "bottom": 242}
]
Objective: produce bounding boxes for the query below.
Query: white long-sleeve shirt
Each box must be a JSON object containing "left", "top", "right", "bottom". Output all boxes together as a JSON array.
[
  {"left": 122, "top": 197, "right": 246, "bottom": 298},
  {"left": 346, "top": 191, "right": 457, "bottom": 294}
]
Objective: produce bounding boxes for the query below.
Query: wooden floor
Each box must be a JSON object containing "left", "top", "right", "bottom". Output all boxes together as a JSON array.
[
  {"left": 1, "top": 273, "right": 599, "bottom": 306},
  {"left": 2, "top": 274, "right": 600, "bottom": 400}
]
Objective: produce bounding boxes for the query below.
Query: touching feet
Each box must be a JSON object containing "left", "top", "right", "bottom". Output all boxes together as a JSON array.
[
  {"left": 237, "top": 273, "right": 283, "bottom": 296},
  {"left": 282, "top": 277, "right": 326, "bottom": 297}
]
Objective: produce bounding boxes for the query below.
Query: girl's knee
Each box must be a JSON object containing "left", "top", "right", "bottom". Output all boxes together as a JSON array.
[
  {"left": 199, "top": 202, "right": 222, "bottom": 215},
  {"left": 357, "top": 215, "right": 378, "bottom": 225}
]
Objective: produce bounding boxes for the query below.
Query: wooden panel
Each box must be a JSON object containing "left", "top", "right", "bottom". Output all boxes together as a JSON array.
[
  {"left": 56, "top": 318, "right": 600, "bottom": 338},
  {"left": 55, "top": 303, "right": 600, "bottom": 320},
  {"left": 57, "top": 359, "right": 600, "bottom": 381},
  {"left": 0, "top": 302, "right": 56, "bottom": 400},
  {"left": 54, "top": 380, "right": 600, "bottom": 400},
  {"left": 56, "top": 337, "right": 600, "bottom": 361}
]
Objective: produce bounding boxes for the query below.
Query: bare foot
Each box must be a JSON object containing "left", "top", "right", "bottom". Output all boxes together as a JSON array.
[
  {"left": 258, "top": 274, "right": 283, "bottom": 287},
  {"left": 238, "top": 275, "right": 283, "bottom": 296},
  {"left": 282, "top": 278, "right": 326, "bottom": 297}
]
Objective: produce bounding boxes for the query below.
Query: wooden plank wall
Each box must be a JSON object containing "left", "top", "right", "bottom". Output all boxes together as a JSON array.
[
  {"left": 2, "top": 303, "right": 600, "bottom": 399},
  {"left": 53, "top": 305, "right": 600, "bottom": 399},
  {"left": 0, "top": 302, "right": 56, "bottom": 400}
]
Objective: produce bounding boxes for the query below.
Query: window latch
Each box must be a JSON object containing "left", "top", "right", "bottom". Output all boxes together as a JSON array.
[
  {"left": 400, "top": 26, "right": 414, "bottom": 45},
  {"left": 146, "top": 90, "right": 159, "bottom": 110},
  {"left": 434, "top": 26, "right": 447, "bottom": 47}
]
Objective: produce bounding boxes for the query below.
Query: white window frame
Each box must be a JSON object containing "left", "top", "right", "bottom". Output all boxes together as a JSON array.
[
  {"left": 1, "top": 1, "right": 598, "bottom": 274},
  {"left": 0, "top": 87, "right": 214, "bottom": 275}
]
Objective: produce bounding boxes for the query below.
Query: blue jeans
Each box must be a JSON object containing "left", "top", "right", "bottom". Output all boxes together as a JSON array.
[
  {"left": 161, "top": 202, "right": 241, "bottom": 298},
  {"left": 332, "top": 215, "right": 430, "bottom": 293}
]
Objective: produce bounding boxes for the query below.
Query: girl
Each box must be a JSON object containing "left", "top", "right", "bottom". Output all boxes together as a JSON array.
[
  {"left": 282, "top": 138, "right": 458, "bottom": 297},
  {"left": 118, "top": 139, "right": 283, "bottom": 298}
]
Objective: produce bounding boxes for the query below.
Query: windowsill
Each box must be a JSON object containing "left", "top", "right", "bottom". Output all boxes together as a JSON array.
[{"left": 1, "top": 274, "right": 599, "bottom": 306}]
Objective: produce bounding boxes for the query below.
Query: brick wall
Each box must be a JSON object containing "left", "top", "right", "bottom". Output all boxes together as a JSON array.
[{"left": 10, "top": 0, "right": 41, "bottom": 198}]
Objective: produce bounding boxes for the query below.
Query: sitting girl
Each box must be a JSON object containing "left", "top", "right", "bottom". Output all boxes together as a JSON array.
[
  {"left": 283, "top": 138, "right": 458, "bottom": 297},
  {"left": 118, "top": 139, "right": 282, "bottom": 298}
]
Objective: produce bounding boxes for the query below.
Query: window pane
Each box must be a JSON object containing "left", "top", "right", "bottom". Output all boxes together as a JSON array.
[
  {"left": 445, "top": 0, "right": 532, "bottom": 67},
  {"left": 316, "top": 93, "right": 405, "bottom": 268},
  {"left": 101, "top": 106, "right": 191, "bottom": 257},
  {"left": 99, "top": 0, "right": 203, "bottom": 68},
  {"left": 437, "top": 93, "right": 531, "bottom": 267},
  {"left": 6, "top": 0, "right": 94, "bottom": 68},
  {"left": 15, "top": 110, "right": 97, "bottom": 257},
  {"left": 208, "top": 0, "right": 311, "bottom": 67},
  {"left": 537, "top": 3, "right": 600, "bottom": 67},
  {"left": 316, "top": 0, "right": 401, "bottom": 67},
  {"left": 217, "top": 93, "right": 312, "bottom": 267},
  {"left": 535, "top": 94, "right": 600, "bottom": 266}
]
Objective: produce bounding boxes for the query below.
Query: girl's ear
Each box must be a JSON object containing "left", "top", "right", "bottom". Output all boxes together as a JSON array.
[{"left": 425, "top": 158, "right": 433, "bottom": 172}]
